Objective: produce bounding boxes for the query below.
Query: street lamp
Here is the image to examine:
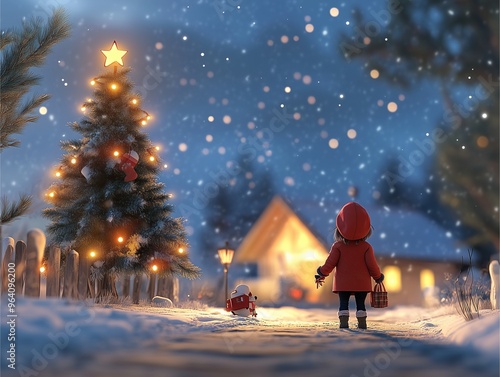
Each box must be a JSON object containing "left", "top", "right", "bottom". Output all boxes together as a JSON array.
[{"left": 218, "top": 241, "right": 235, "bottom": 304}]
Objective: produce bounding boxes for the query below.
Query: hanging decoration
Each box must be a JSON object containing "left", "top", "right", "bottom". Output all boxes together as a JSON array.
[
  {"left": 81, "top": 165, "right": 91, "bottom": 182},
  {"left": 120, "top": 150, "right": 139, "bottom": 182},
  {"left": 101, "top": 41, "right": 127, "bottom": 67}
]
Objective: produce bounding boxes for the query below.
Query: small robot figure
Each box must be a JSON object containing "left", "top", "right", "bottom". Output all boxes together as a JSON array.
[{"left": 225, "top": 284, "right": 257, "bottom": 317}]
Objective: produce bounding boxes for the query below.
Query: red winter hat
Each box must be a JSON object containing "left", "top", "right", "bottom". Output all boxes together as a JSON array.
[{"left": 336, "top": 202, "right": 371, "bottom": 241}]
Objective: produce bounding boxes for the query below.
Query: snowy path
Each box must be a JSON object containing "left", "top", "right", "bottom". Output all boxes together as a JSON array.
[{"left": 1, "top": 299, "right": 498, "bottom": 377}]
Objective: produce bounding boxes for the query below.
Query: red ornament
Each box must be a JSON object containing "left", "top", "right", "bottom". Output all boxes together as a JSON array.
[{"left": 120, "top": 150, "right": 139, "bottom": 182}]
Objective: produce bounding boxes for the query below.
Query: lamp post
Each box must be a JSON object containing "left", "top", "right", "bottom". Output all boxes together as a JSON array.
[{"left": 218, "top": 241, "right": 235, "bottom": 304}]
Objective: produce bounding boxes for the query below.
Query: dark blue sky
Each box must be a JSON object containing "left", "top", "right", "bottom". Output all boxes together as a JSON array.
[{"left": 2, "top": 0, "right": 462, "bottom": 260}]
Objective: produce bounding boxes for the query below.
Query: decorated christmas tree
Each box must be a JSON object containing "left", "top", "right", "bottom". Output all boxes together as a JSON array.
[{"left": 44, "top": 41, "right": 200, "bottom": 299}]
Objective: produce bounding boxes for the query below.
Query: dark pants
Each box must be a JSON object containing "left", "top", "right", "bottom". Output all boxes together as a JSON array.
[{"left": 339, "top": 292, "right": 368, "bottom": 311}]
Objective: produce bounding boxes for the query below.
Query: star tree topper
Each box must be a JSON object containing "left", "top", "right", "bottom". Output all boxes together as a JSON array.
[{"left": 101, "top": 41, "right": 127, "bottom": 68}]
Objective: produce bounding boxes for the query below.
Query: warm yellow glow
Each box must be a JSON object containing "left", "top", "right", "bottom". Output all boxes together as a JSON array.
[
  {"left": 387, "top": 102, "right": 398, "bottom": 113},
  {"left": 131, "top": 99, "right": 138, "bottom": 105},
  {"left": 178, "top": 248, "right": 184, "bottom": 254},
  {"left": 117, "top": 236, "right": 124, "bottom": 243},
  {"left": 151, "top": 264, "right": 158, "bottom": 272},
  {"left": 81, "top": 106, "right": 86, "bottom": 112},
  {"left": 370, "top": 69, "right": 380, "bottom": 79},
  {"left": 328, "top": 138, "right": 339, "bottom": 149},
  {"left": 101, "top": 41, "right": 128, "bottom": 67},
  {"left": 302, "top": 249, "right": 320, "bottom": 261},
  {"left": 284, "top": 86, "right": 291, "bottom": 93},
  {"left": 149, "top": 156, "right": 155, "bottom": 162},
  {"left": 111, "top": 83, "right": 117, "bottom": 90},
  {"left": 155, "top": 146, "right": 160, "bottom": 151},
  {"left": 420, "top": 269, "right": 435, "bottom": 290},
  {"left": 218, "top": 246, "right": 235, "bottom": 265},
  {"left": 71, "top": 158, "right": 77, "bottom": 164},
  {"left": 90, "top": 80, "right": 96, "bottom": 86},
  {"left": 113, "top": 150, "right": 120, "bottom": 157},
  {"left": 40, "top": 266, "right": 46, "bottom": 273},
  {"left": 39, "top": 106, "right": 48, "bottom": 115},
  {"left": 49, "top": 191, "right": 55, "bottom": 198},
  {"left": 146, "top": 115, "right": 151, "bottom": 120},
  {"left": 55, "top": 171, "right": 61, "bottom": 177},
  {"left": 330, "top": 7, "right": 339, "bottom": 17},
  {"left": 383, "top": 265, "right": 402, "bottom": 292},
  {"left": 477, "top": 136, "right": 489, "bottom": 148},
  {"left": 141, "top": 120, "right": 147, "bottom": 126},
  {"left": 89, "top": 251, "right": 96, "bottom": 258},
  {"left": 347, "top": 129, "right": 357, "bottom": 139}
]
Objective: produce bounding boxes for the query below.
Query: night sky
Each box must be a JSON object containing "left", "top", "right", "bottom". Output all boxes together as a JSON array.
[{"left": 1, "top": 0, "right": 463, "bottom": 262}]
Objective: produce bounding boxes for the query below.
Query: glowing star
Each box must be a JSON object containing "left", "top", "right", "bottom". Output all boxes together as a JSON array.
[{"left": 101, "top": 41, "right": 127, "bottom": 67}]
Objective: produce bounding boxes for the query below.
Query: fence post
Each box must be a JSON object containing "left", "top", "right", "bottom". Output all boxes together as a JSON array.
[
  {"left": 15, "top": 241, "right": 27, "bottom": 295},
  {"left": 78, "top": 253, "right": 90, "bottom": 300},
  {"left": 24, "top": 229, "right": 46, "bottom": 297},
  {"left": 148, "top": 274, "right": 157, "bottom": 301},
  {"left": 63, "top": 250, "right": 79, "bottom": 299},
  {"left": 132, "top": 274, "right": 141, "bottom": 304},
  {"left": 46, "top": 246, "right": 61, "bottom": 297},
  {"left": 489, "top": 260, "right": 499, "bottom": 310},
  {"left": 1, "top": 239, "right": 15, "bottom": 294}
]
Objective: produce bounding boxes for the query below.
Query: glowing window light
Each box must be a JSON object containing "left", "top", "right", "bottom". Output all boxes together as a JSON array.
[
  {"left": 382, "top": 265, "right": 402, "bottom": 292},
  {"left": 420, "top": 269, "right": 435, "bottom": 290}
]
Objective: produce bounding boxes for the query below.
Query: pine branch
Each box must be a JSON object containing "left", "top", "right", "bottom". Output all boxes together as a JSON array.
[
  {"left": 0, "top": 7, "right": 70, "bottom": 151},
  {"left": 0, "top": 194, "right": 32, "bottom": 225}
]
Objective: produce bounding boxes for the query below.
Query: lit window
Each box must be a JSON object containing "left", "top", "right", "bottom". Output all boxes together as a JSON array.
[
  {"left": 383, "top": 265, "right": 402, "bottom": 292},
  {"left": 420, "top": 269, "right": 435, "bottom": 290}
]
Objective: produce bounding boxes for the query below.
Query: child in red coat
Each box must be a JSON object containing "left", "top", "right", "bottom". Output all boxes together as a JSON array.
[{"left": 315, "top": 202, "right": 384, "bottom": 329}]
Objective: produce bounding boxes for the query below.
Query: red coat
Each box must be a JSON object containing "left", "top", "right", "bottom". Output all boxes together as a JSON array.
[{"left": 318, "top": 241, "right": 382, "bottom": 293}]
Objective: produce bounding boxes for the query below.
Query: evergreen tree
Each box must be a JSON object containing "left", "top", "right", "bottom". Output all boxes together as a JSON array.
[
  {"left": 342, "top": 0, "right": 499, "bottom": 266},
  {"left": 44, "top": 43, "right": 200, "bottom": 299},
  {"left": 199, "top": 156, "right": 275, "bottom": 276},
  {"left": 1, "top": 8, "right": 70, "bottom": 225}
]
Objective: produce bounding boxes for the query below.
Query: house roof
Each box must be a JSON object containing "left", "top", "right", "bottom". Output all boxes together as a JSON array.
[
  {"left": 234, "top": 196, "right": 329, "bottom": 262},
  {"left": 236, "top": 195, "right": 467, "bottom": 263},
  {"left": 288, "top": 197, "right": 467, "bottom": 262}
]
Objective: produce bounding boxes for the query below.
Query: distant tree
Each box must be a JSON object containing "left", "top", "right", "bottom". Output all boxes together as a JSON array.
[
  {"left": 342, "top": 0, "right": 499, "bottom": 266},
  {"left": 199, "top": 156, "right": 275, "bottom": 276},
  {"left": 0, "top": 8, "right": 70, "bottom": 226}
]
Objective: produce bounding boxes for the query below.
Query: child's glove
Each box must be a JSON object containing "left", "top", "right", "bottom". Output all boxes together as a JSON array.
[
  {"left": 315, "top": 275, "right": 325, "bottom": 288},
  {"left": 375, "top": 273, "right": 385, "bottom": 284}
]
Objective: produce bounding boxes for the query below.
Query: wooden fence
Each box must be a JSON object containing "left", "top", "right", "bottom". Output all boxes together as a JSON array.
[{"left": 1, "top": 229, "right": 179, "bottom": 303}]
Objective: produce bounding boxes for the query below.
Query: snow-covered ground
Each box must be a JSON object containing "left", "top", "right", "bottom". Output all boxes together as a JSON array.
[{"left": 1, "top": 298, "right": 498, "bottom": 377}]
